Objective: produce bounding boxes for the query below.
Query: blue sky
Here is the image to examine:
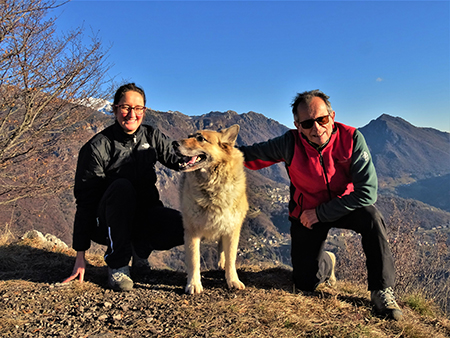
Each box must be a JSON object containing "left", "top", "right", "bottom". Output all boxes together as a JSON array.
[{"left": 53, "top": 1, "right": 450, "bottom": 132}]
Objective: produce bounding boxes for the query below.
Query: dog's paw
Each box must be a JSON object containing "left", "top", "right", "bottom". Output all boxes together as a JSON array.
[
  {"left": 217, "top": 257, "right": 226, "bottom": 270},
  {"left": 185, "top": 282, "right": 204, "bottom": 295},
  {"left": 227, "top": 279, "right": 245, "bottom": 291}
]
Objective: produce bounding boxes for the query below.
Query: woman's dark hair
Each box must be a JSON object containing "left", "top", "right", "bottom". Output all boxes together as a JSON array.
[{"left": 113, "top": 83, "right": 146, "bottom": 106}]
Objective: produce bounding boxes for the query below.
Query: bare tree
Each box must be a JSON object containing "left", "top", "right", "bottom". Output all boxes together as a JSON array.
[{"left": 0, "top": 0, "right": 113, "bottom": 205}]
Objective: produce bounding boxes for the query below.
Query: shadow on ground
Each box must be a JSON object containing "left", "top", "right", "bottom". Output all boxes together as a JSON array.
[
  {"left": 0, "top": 242, "right": 105, "bottom": 286},
  {"left": 0, "top": 242, "right": 297, "bottom": 294},
  {"left": 0, "top": 241, "right": 370, "bottom": 310}
]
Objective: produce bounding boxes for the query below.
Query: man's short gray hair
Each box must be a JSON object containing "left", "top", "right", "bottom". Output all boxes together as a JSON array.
[{"left": 291, "top": 90, "right": 333, "bottom": 122}]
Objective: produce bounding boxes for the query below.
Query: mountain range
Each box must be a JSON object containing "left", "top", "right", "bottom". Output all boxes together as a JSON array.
[
  {"left": 360, "top": 114, "right": 450, "bottom": 187},
  {"left": 1, "top": 106, "right": 449, "bottom": 265},
  {"left": 144, "top": 110, "right": 450, "bottom": 213}
]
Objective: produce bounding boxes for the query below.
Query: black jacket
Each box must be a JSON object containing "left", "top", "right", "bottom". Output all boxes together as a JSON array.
[{"left": 72, "top": 121, "right": 180, "bottom": 251}]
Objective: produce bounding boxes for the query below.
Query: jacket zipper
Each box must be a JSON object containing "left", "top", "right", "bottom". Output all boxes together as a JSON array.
[
  {"left": 318, "top": 150, "right": 332, "bottom": 201},
  {"left": 132, "top": 134, "right": 137, "bottom": 178}
]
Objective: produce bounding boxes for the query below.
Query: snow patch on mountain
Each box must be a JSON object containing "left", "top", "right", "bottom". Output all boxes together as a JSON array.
[{"left": 77, "top": 97, "right": 113, "bottom": 115}]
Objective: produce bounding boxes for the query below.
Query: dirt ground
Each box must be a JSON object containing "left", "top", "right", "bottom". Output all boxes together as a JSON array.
[{"left": 1, "top": 239, "right": 450, "bottom": 338}]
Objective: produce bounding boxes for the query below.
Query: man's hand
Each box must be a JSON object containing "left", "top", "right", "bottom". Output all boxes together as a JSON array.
[
  {"left": 63, "top": 251, "right": 86, "bottom": 283},
  {"left": 300, "top": 209, "right": 319, "bottom": 229}
]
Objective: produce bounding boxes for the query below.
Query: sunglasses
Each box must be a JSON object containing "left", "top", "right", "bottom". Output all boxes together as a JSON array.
[{"left": 297, "top": 115, "right": 330, "bottom": 129}]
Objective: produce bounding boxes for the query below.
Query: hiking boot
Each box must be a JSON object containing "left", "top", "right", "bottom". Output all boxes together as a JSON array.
[
  {"left": 108, "top": 266, "right": 133, "bottom": 291},
  {"left": 371, "top": 287, "right": 403, "bottom": 320},
  {"left": 324, "top": 251, "right": 337, "bottom": 288}
]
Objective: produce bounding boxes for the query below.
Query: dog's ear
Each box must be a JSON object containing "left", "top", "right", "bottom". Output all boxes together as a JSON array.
[{"left": 220, "top": 124, "right": 240, "bottom": 145}]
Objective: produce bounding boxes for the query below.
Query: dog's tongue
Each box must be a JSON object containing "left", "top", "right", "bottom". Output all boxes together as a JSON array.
[{"left": 186, "top": 156, "right": 198, "bottom": 165}]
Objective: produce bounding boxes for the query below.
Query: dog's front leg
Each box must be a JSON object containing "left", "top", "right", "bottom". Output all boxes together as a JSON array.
[
  {"left": 217, "top": 237, "right": 226, "bottom": 270},
  {"left": 222, "top": 232, "right": 245, "bottom": 290},
  {"left": 185, "top": 234, "right": 203, "bottom": 294}
]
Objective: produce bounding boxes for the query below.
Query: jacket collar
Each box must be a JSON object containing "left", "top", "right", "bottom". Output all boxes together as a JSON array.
[{"left": 112, "top": 120, "right": 142, "bottom": 143}]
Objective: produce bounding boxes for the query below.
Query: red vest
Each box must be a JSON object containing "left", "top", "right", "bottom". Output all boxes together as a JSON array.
[{"left": 288, "top": 122, "right": 356, "bottom": 219}]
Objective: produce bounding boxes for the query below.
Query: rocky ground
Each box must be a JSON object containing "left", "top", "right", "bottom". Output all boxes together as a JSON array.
[
  {"left": 1, "top": 235, "right": 450, "bottom": 338},
  {"left": 0, "top": 248, "right": 298, "bottom": 338},
  {"left": 2, "top": 269, "right": 289, "bottom": 337}
]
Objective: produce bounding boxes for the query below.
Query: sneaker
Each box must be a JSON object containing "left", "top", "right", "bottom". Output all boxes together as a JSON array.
[
  {"left": 108, "top": 266, "right": 133, "bottom": 291},
  {"left": 371, "top": 287, "right": 403, "bottom": 320},
  {"left": 324, "top": 251, "right": 337, "bottom": 288}
]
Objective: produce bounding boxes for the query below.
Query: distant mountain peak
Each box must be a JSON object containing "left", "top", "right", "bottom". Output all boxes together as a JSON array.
[
  {"left": 201, "top": 110, "right": 239, "bottom": 118},
  {"left": 370, "top": 114, "right": 414, "bottom": 129},
  {"left": 77, "top": 97, "right": 113, "bottom": 115},
  {"left": 360, "top": 113, "right": 450, "bottom": 182},
  {"left": 378, "top": 113, "right": 403, "bottom": 120}
]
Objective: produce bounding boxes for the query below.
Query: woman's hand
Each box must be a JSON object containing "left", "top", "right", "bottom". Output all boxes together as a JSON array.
[{"left": 63, "top": 251, "right": 86, "bottom": 283}]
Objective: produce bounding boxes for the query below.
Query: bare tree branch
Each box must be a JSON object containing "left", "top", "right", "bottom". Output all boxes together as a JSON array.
[{"left": 0, "top": 0, "right": 113, "bottom": 205}]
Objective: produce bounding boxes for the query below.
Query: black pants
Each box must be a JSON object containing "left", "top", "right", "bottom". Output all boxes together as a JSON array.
[
  {"left": 290, "top": 205, "right": 395, "bottom": 292},
  {"left": 93, "top": 179, "right": 184, "bottom": 269}
]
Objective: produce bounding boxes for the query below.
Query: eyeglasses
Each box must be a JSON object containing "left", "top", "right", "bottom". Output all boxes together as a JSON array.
[
  {"left": 297, "top": 115, "right": 330, "bottom": 129},
  {"left": 115, "top": 104, "right": 146, "bottom": 116}
]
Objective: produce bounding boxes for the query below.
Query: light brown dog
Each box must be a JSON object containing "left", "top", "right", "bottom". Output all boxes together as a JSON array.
[{"left": 175, "top": 124, "right": 248, "bottom": 294}]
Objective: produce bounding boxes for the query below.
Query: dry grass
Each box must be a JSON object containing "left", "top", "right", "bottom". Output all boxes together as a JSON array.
[
  {"left": 334, "top": 219, "right": 450, "bottom": 316},
  {"left": 0, "top": 237, "right": 450, "bottom": 337},
  {"left": 0, "top": 223, "right": 15, "bottom": 247}
]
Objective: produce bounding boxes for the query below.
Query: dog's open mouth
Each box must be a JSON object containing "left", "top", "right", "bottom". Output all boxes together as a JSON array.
[{"left": 179, "top": 154, "right": 208, "bottom": 171}]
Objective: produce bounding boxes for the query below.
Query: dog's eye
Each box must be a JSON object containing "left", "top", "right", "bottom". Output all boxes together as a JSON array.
[{"left": 196, "top": 135, "right": 205, "bottom": 142}]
